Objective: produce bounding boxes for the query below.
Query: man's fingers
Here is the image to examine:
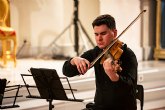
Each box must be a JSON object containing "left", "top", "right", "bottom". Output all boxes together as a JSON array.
[{"left": 77, "top": 59, "right": 90, "bottom": 74}]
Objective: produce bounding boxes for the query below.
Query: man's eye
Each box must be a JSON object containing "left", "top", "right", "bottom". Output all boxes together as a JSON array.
[
  {"left": 101, "top": 32, "right": 107, "bottom": 35},
  {"left": 95, "top": 34, "right": 98, "bottom": 36}
]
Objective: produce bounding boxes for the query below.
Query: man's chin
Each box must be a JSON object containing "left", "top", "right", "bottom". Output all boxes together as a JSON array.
[{"left": 98, "top": 45, "right": 105, "bottom": 49}]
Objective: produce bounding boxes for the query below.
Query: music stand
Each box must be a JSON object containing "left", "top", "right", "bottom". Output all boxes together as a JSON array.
[
  {"left": 0, "top": 78, "right": 22, "bottom": 109},
  {"left": 22, "top": 67, "right": 83, "bottom": 110}
]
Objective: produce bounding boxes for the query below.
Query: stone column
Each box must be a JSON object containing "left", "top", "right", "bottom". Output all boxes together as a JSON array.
[{"left": 140, "top": 0, "right": 156, "bottom": 60}]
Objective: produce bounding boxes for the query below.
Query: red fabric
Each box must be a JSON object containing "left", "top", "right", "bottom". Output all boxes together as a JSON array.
[{"left": 0, "top": 27, "right": 16, "bottom": 36}]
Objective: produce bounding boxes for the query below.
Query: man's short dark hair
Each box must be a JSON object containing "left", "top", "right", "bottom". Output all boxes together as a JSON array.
[{"left": 92, "top": 14, "right": 116, "bottom": 29}]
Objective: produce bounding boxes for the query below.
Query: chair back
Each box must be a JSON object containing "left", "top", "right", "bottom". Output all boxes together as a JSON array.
[
  {"left": 136, "top": 84, "right": 144, "bottom": 110},
  {"left": 0, "top": 0, "right": 9, "bottom": 27}
]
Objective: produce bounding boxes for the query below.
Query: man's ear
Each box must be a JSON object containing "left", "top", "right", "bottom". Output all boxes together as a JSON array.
[{"left": 113, "top": 29, "right": 117, "bottom": 37}]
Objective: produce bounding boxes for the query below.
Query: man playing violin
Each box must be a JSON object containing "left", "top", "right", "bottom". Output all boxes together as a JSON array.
[{"left": 62, "top": 14, "right": 138, "bottom": 110}]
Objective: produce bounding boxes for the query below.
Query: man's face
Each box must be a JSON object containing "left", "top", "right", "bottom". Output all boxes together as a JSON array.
[{"left": 94, "top": 24, "right": 117, "bottom": 49}]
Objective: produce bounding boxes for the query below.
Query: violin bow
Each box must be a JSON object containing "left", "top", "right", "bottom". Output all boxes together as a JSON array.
[{"left": 90, "top": 10, "right": 146, "bottom": 68}]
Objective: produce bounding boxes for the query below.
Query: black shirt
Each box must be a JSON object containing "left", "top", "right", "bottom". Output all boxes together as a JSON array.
[{"left": 63, "top": 44, "right": 138, "bottom": 110}]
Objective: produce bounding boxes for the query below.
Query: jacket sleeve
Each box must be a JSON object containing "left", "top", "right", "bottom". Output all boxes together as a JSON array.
[
  {"left": 62, "top": 47, "right": 98, "bottom": 77},
  {"left": 62, "top": 58, "right": 80, "bottom": 77}
]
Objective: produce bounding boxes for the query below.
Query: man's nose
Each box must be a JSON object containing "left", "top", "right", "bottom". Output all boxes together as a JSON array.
[{"left": 98, "top": 35, "right": 103, "bottom": 40}]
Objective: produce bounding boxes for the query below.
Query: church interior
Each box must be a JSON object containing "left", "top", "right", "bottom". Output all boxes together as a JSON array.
[{"left": 0, "top": 0, "right": 165, "bottom": 110}]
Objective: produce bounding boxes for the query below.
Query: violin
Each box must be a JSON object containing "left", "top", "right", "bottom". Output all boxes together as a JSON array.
[
  {"left": 100, "top": 40, "right": 124, "bottom": 73},
  {"left": 90, "top": 10, "right": 146, "bottom": 68},
  {"left": 100, "top": 40, "right": 124, "bottom": 64}
]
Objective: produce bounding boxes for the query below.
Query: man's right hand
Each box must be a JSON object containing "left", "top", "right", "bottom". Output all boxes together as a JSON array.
[{"left": 70, "top": 57, "right": 90, "bottom": 75}]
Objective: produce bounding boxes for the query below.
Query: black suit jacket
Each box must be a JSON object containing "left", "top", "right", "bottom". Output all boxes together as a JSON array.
[{"left": 63, "top": 44, "right": 138, "bottom": 110}]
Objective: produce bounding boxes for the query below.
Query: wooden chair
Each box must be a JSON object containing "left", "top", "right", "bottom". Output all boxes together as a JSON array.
[{"left": 0, "top": 0, "right": 17, "bottom": 67}]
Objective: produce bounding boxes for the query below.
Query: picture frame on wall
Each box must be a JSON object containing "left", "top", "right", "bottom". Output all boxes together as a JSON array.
[{"left": 154, "top": 0, "right": 165, "bottom": 60}]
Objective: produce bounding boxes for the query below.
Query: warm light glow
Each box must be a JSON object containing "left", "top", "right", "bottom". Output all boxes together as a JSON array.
[
  {"left": 7, "top": 55, "right": 11, "bottom": 59},
  {"left": 6, "top": 51, "right": 11, "bottom": 59},
  {"left": 6, "top": 50, "right": 11, "bottom": 54}
]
